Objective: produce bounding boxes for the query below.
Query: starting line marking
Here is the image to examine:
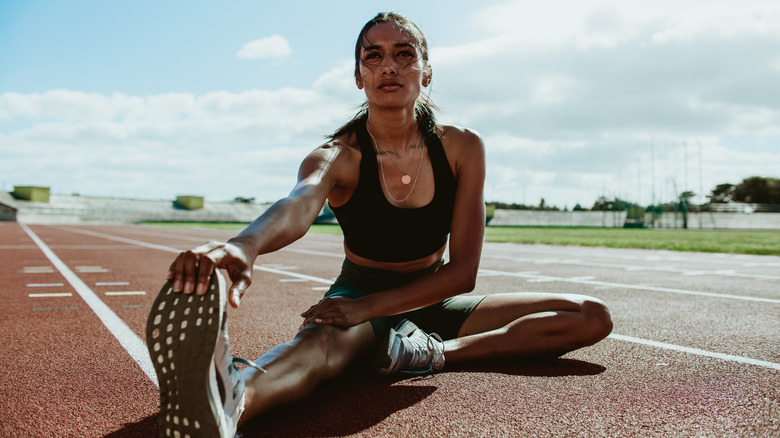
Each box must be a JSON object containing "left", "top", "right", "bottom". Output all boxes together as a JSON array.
[
  {"left": 32, "top": 306, "right": 80, "bottom": 311},
  {"left": 29, "top": 293, "right": 73, "bottom": 298},
  {"left": 76, "top": 266, "right": 109, "bottom": 273},
  {"left": 27, "top": 283, "right": 64, "bottom": 287},
  {"left": 24, "top": 266, "right": 55, "bottom": 273},
  {"left": 105, "top": 291, "right": 147, "bottom": 296},
  {"left": 96, "top": 282, "right": 130, "bottom": 286},
  {"left": 21, "top": 224, "right": 158, "bottom": 387}
]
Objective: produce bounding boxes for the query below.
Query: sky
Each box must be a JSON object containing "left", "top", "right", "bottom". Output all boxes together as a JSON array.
[{"left": 1, "top": 0, "right": 778, "bottom": 209}]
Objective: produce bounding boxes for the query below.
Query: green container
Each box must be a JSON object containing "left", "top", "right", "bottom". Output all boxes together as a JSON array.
[
  {"left": 13, "top": 186, "right": 50, "bottom": 203},
  {"left": 176, "top": 195, "right": 204, "bottom": 210}
]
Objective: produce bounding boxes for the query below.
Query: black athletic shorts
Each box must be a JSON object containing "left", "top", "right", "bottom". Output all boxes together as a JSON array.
[{"left": 324, "top": 258, "right": 485, "bottom": 340}]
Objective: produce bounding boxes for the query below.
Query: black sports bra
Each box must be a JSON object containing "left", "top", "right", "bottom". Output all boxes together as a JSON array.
[{"left": 330, "top": 117, "right": 457, "bottom": 262}]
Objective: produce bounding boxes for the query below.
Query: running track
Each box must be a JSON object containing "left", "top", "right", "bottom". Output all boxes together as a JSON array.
[{"left": 1, "top": 222, "right": 778, "bottom": 437}]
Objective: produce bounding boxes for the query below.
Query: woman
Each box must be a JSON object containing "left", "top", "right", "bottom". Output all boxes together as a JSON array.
[{"left": 146, "top": 12, "right": 612, "bottom": 438}]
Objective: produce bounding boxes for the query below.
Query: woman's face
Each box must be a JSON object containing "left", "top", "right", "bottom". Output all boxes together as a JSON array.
[{"left": 356, "top": 22, "right": 430, "bottom": 109}]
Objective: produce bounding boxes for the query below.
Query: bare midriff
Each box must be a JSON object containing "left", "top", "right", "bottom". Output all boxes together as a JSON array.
[{"left": 344, "top": 244, "right": 446, "bottom": 273}]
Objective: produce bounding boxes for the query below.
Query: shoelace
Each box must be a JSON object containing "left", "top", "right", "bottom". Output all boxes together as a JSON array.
[
  {"left": 232, "top": 357, "right": 266, "bottom": 373},
  {"left": 403, "top": 331, "right": 445, "bottom": 375}
]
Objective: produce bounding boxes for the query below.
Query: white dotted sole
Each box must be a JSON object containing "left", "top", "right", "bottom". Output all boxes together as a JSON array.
[{"left": 146, "top": 273, "right": 225, "bottom": 438}]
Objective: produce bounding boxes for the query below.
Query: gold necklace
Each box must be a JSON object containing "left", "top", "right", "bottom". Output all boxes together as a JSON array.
[
  {"left": 368, "top": 128, "right": 421, "bottom": 185},
  {"left": 367, "top": 128, "right": 425, "bottom": 203}
]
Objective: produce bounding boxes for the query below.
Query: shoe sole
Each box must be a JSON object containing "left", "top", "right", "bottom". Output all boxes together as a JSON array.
[
  {"left": 146, "top": 271, "right": 226, "bottom": 438},
  {"left": 375, "top": 320, "right": 419, "bottom": 375}
]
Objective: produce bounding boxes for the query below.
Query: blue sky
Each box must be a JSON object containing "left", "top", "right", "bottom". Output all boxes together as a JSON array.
[{"left": 1, "top": 0, "right": 779, "bottom": 208}]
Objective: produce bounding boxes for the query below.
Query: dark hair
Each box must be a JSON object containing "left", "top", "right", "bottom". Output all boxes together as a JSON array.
[{"left": 329, "top": 12, "right": 439, "bottom": 140}]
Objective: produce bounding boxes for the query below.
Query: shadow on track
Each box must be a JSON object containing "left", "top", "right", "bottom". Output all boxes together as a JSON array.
[
  {"left": 445, "top": 357, "right": 607, "bottom": 377},
  {"left": 104, "top": 358, "right": 605, "bottom": 437},
  {"left": 241, "top": 380, "right": 437, "bottom": 437},
  {"left": 242, "top": 357, "right": 605, "bottom": 437}
]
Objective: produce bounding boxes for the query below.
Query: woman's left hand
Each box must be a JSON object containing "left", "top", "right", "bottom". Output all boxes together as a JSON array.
[{"left": 299, "top": 297, "right": 370, "bottom": 329}]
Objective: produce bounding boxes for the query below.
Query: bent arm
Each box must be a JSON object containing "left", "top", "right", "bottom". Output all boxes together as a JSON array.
[
  {"left": 367, "top": 129, "right": 486, "bottom": 316},
  {"left": 305, "top": 129, "right": 486, "bottom": 326}
]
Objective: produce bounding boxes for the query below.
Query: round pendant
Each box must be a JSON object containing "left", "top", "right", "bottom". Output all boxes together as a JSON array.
[{"left": 401, "top": 174, "right": 412, "bottom": 185}]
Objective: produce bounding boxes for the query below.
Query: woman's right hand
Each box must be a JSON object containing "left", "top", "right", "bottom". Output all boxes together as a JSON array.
[{"left": 166, "top": 239, "right": 255, "bottom": 308}]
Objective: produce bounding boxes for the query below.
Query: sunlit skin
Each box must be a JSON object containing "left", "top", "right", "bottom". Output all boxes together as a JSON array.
[{"left": 163, "top": 15, "right": 612, "bottom": 428}]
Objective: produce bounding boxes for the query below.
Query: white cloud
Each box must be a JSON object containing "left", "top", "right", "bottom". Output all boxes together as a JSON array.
[
  {"left": 0, "top": 86, "right": 357, "bottom": 201},
  {"left": 424, "top": 0, "right": 780, "bottom": 206},
  {"left": 237, "top": 35, "right": 292, "bottom": 59},
  {"left": 2, "top": 2, "right": 779, "bottom": 208}
]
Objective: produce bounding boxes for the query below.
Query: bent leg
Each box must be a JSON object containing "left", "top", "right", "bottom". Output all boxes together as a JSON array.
[
  {"left": 444, "top": 293, "right": 612, "bottom": 364},
  {"left": 238, "top": 322, "right": 374, "bottom": 425}
]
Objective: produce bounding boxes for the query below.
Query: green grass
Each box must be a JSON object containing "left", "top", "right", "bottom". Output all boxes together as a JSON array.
[
  {"left": 136, "top": 222, "right": 780, "bottom": 256},
  {"left": 483, "top": 226, "right": 780, "bottom": 256}
]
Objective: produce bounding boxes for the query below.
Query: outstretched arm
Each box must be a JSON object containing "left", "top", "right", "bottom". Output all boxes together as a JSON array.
[{"left": 167, "top": 141, "right": 354, "bottom": 307}]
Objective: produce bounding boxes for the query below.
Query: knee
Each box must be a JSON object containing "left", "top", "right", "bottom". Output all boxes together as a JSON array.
[
  {"left": 579, "top": 298, "right": 613, "bottom": 345},
  {"left": 294, "top": 324, "right": 347, "bottom": 378}
]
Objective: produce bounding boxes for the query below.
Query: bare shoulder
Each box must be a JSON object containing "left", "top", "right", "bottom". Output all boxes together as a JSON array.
[
  {"left": 437, "top": 124, "right": 486, "bottom": 175},
  {"left": 300, "top": 132, "right": 360, "bottom": 175},
  {"left": 297, "top": 132, "right": 361, "bottom": 200}
]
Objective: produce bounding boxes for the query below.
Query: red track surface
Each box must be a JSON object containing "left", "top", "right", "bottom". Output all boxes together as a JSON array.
[{"left": 1, "top": 222, "right": 778, "bottom": 437}]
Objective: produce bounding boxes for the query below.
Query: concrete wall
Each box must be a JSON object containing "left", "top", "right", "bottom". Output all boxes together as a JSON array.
[
  {"left": 3, "top": 192, "right": 778, "bottom": 230},
  {"left": 7, "top": 193, "right": 269, "bottom": 224},
  {"left": 488, "top": 210, "right": 628, "bottom": 227},
  {"left": 0, "top": 192, "right": 18, "bottom": 221},
  {"left": 647, "top": 212, "right": 780, "bottom": 230}
]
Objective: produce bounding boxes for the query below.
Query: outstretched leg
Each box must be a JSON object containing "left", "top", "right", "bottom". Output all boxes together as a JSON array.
[
  {"left": 444, "top": 293, "right": 612, "bottom": 364},
  {"left": 238, "top": 322, "right": 375, "bottom": 425}
]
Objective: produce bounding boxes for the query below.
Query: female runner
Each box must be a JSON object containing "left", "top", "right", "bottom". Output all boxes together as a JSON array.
[{"left": 146, "top": 12, "right": 613, "bottom": 438}]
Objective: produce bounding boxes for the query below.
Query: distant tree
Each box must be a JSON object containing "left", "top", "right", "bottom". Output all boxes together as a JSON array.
[
  {"left": 591, "top": 197, "right": 632, "bottom": 211},
  {"left": 573, "top": 203, "right": 584, "bottom": 211},
  {"left": 733, "top": 176, "right": 780, "bottom": 204},
  {"left": 538, "top": 198, "right": 546, "bottom": 210},
  {"left": 592, "top": 196, "right": 611, "bottom": 211},
  {"left": 708, "top": 183, "right": 735, "bottom": 203},
  {"left": 678, "top": 191, "right": 695, "bottom": 229}
]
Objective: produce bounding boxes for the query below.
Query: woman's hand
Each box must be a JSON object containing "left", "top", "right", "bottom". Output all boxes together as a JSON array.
[
  {"left": 299, "top": 297, "right": 371, "bottom": 329},
  {"left": 166, "top": 240, "right": 255, "bottom": 308}
]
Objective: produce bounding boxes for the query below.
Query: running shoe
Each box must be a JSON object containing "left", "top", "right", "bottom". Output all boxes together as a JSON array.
[
  {"left": 146, "top": 270, "right": 264, "bottom": 438},
  {"left": 376, "top": 319, "right": 445, "bottom": 375}
]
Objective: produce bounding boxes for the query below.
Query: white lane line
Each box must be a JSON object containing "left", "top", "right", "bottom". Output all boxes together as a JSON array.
[
  {"left": 609, "top": 334, "right": 780, "bottom": 371},
  {"left": 96, "top": 282, "right": 130, "bottom": 286},
  {"left": 279, "top": 278, "right": 309, "bottom": 283},
  {"left": 20, "top": 224, "right": 158, "bottom": 387},
  {"left": 284, "top": 248, "right": 344, "bottom": 258},
  {"left": 62, "top": 226, "right": 779, "bottom": 370},
  {"left": 27, "top": 283, "right": 65, "bottom": 287},
  {"left": 479, "top": 269, "right": 780, "bottom": 304},
  {"left": 105, "top": 291, "right": 147, "bottom": 296},
  {"left": 29, "top": 293, "right": 73, "bottom": 298},
  {"left": 485, "top": 254, "right": 780, "bottom": 281}
]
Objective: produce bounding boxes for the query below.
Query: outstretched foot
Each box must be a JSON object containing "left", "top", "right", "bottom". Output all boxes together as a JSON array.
[{"left": 146, "top": 270, "right": 263, "bottom": 437}]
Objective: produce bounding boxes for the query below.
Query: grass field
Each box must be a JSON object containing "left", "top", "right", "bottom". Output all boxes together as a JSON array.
[{"left": 137, "top": 222, "right": 780, "bottom": 256}]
